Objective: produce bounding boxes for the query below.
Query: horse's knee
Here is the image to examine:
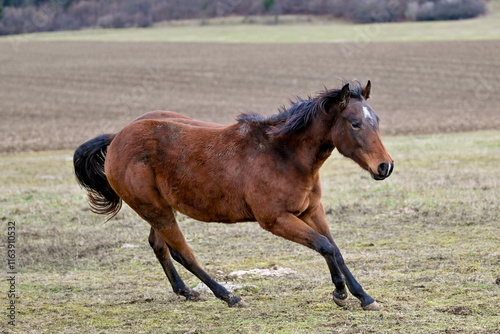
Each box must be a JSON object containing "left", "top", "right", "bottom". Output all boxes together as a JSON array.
[{"left": 316, "top": 236, "right": 335, "bottom": 256}]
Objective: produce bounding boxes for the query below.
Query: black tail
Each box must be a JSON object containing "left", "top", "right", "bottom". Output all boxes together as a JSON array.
[{"left": 73, "top": 134, "right": 122, "bottom": 220}]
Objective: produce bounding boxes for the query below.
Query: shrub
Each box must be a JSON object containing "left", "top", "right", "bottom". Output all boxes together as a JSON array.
[
  {"left": 0, "top": 6, "right": 36, "bottom": 35},
  {"left": 353, "top": 0, "right": 407, "bottom": 23},
  {"left": 134, "top": 12, "right": 153, "bottom": 28},
  {"left": 97, "top": 13, "right": 128, "bottom": 29},
  {"left": 151, "top": 1, "right": 171, "bottom": 22},
  {"left": 416, "top": 0, "right": 486, "bottom": 21},
  {"left": 67, "top": 1, "right": 99, "bottom": 28}
]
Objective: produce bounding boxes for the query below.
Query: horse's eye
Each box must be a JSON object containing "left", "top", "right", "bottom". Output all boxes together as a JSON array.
[{"left": 351, "top": 122, "right": 361, "bottom": 130}]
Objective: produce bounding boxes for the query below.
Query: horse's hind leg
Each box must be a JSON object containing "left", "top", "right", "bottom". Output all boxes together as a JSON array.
[
  {"left": 144, "top": 206, "right": 247, "bottom": 308},
  {"left": 148, "top": 227, "right": 200, "bottom": 300}
]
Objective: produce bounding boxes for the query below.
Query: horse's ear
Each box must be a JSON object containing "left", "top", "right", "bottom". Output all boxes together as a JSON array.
[
  {"left": 339, "top": 83, "right": 351, "bottom": 109},
  {"left": 362, "top": 80, "right": 371, "bottom": 100}
]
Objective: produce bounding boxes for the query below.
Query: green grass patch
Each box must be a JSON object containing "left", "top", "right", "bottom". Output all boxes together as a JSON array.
[{"left": 1, "top": 131, "right": 499, "bottom": 333}]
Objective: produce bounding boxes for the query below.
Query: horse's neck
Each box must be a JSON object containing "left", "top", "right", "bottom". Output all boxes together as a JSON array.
[{"left": 281, "top": 115, "right": 335, "bottom": 173}]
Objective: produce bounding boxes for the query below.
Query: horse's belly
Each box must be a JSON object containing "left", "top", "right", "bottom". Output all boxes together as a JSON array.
[
  {"left": 165, "top": 188, "right": 253, "bottom": 223},
  {"left": 173, "top": 200, "right": 253, "bottom": 224}
]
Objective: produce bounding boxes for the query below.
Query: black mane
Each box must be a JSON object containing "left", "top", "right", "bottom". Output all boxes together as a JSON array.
[{"left": 237, "top": 82, "right": 364, "bottom": 136}]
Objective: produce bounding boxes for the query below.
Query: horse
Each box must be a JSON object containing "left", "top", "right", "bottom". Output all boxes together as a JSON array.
[{"left": 73, "top": 81, "right": 393, "bottom": 310}]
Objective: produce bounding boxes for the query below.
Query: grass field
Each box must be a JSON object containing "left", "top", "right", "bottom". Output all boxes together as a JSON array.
[
  {"left": 1, "top": 131, "right": 499, "bottom": 333},
  {"left": 3, "top": 16, "right": 499, "bottom": 43}
]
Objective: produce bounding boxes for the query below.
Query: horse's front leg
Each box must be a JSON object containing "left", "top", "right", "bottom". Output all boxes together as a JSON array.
[
  {"left": 258, "top": 213, "right": 349, "bottom": 305},
  {"left": 300, "top": 203, "right": 380, "bottom": 310}
]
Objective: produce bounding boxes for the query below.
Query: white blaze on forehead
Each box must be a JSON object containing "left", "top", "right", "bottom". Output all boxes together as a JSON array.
[{"left": 362, "top": 106, "right": 376, "bottom": 125}]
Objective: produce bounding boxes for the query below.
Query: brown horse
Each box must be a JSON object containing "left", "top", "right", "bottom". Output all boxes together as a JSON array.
[{"left": 74, "top": 81, "right": 393, "bottom": 310}]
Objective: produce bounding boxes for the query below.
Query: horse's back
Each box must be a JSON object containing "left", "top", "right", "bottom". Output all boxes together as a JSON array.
[{"left": 134, "top": 110, "right": 225, "bottom": 128}]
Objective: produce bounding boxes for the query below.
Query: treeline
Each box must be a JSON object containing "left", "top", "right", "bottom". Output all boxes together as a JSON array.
[
  {"left": 338, "top": 0, "right": 487, "bottom": 23},
  {"left": 0, "top": 0, "right": 488, "bottom": 35}
]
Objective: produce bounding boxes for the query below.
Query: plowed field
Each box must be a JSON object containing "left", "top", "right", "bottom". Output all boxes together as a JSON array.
[{"left": 1, "top": 40, "right": 499, "bottom": 153}]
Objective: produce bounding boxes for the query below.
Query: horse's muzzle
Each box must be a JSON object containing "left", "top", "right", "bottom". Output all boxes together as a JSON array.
[{"left": 372, "top": 161, "right": 394, "bottom": 181}]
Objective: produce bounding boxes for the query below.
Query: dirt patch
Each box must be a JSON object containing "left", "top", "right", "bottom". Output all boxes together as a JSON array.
[
  {"left": 1, "top": 40, "right": 499, "bottom": 153},
  {"left": 193, "top": 281, "right": 251, "bottom": 294},
  {"left": 229, "top": 266, "right": 297, "bottom": 277},
  {"left": 437, "top": 305, "right": 474, "bottom": 316}
]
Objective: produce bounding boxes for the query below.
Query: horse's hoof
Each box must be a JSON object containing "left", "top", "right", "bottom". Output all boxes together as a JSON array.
[
  {"left": 186, "top": 293, "right": 203, "bottom": 301},
  {"left": 333, "top": 294, "right": 348, "bottom": 307},
  {"left": 179, "top": 289, "right": 202, "bottom": 301},
  {"left": 362, "top": 301, "right": 380, "bottom": 311},
  {"left": 332, "top": 290, "right": 349, "bottom": 307},
  {"left": 227, "top": 295, "right": 248, "bottom": 308},
  {"left": 230, "top": 300, "right": 248, "bottom": 308}
]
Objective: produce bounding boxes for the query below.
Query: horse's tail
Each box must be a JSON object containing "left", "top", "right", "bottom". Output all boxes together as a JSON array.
[{"left": 73, "top": 134, "right": 122, "bottom": 220}]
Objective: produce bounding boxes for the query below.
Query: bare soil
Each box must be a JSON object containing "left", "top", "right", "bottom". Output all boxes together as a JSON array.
[{"left": 1, "top": 40, "right": 499, "bottom": 153}]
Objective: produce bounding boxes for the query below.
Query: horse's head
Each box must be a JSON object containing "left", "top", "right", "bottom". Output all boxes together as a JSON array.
[{"left": 330, "top": 81, "right": 394, "bottom": 181}]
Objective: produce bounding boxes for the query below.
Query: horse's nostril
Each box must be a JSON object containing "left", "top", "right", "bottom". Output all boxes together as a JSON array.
[{"left": 377, "top": 162, "right": 390, "bottom": 176}]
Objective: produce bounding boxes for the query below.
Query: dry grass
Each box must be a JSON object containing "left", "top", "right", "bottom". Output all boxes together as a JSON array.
[{"left": 1, "top": 131, "right": 499, "bottom": 333}]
